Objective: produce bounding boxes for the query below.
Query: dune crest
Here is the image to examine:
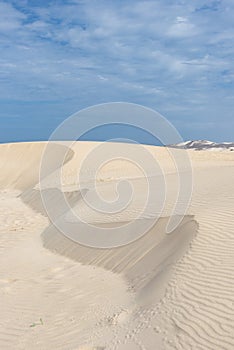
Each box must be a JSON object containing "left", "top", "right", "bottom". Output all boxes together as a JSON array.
[{"left": 0, "top": 141, "right": 234, "bottom": 349}]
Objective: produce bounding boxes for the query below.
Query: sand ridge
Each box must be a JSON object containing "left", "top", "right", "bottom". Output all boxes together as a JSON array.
[{"left": 0, "top": 141, "right": 234, "bottom": 349}]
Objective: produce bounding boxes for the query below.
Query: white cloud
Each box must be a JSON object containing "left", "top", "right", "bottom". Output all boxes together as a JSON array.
[
  {"left": 0, "top": 0, "right": 233, "bottom": 142},
  {"left": 167, "top": 17, "right": 197, "bottom": 38},
  {"left": 0, "top": 1, "right": 25, "bottom": 32}
]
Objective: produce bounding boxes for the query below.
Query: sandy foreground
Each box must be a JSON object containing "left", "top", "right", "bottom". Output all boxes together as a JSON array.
[{"left": 0, "top": 141, "right": 234, "bottom": 350}]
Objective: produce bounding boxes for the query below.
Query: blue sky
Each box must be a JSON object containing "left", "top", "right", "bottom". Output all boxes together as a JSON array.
[{"left": 0, "top": 0, "right": 233, "bottom": 143}]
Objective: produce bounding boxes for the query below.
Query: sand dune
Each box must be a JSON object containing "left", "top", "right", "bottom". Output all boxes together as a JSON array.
[
  {"left": 170, "top": 139, "right": 234, "bottom": 151},
  {"left": 41, "top": 216, "right": 197, "bottom": 301},
  {"left": 0, "top": 141, "right": 234, "bottom": 349},
  {"left": 0, "top": 142, "right": 74, "bottom": 190}
]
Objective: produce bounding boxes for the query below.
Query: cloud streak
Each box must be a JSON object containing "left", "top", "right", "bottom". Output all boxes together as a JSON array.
[{"left": 0, "top": 0, "right": 233, "bottom": 142}]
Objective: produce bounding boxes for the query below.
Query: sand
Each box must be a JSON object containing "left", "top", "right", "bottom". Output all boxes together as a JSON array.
[{"left": 0, "top": 141, "right": 234, "bottom": 349}]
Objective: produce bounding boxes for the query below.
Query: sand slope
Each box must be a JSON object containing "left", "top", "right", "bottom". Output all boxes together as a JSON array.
[{"left": 0, "top": 141, "right": 234, "bottom": 349}]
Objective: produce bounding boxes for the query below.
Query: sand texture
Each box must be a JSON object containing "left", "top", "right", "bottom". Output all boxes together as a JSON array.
[{"left": 0, "top": 141, "right": 234, "bottom": 349}]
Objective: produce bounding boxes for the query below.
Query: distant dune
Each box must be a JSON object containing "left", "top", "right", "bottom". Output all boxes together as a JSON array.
[
  {"left": 0, "top": 141, "right": 234, "bottom": 349},
  {"left": 169, "top": 139, "right": 234, "bottom": 151}
]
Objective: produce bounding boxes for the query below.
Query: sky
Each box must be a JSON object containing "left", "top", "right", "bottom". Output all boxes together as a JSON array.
[{"left": 0, "top": 0, "right": 234, "bottom": 143}]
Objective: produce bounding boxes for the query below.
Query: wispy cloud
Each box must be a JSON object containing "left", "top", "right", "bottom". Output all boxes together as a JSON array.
[{"left": 0, "top": 0, "right": 234, "bottom": 142}]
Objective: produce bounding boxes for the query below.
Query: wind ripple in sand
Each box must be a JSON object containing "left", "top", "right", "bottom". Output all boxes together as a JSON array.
[
  {"left": 1, "top": 142, "right": 234, "bottom": 349},
  {"left": 145, "top": 167, "right": 234, "bottom": 350}
]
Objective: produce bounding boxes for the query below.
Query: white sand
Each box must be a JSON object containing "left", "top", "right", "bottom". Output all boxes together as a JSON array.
[{"left": 0, "top": 141, "right": 234, "bottom": 349}]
